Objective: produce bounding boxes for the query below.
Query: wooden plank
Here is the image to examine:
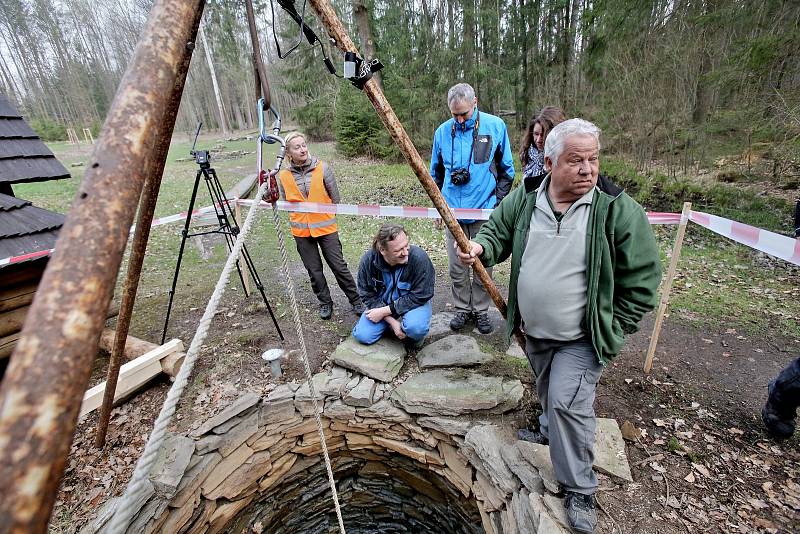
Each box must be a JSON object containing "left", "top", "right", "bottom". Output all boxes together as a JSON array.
[
  {"left": 0, "top": 282, "right": 37, "bottom": 313},
  {"left": 0, "top": 331, "right": 21, "bottom": 359},
  {"left": 96, "top": 327, "right": 185, "bottom": 377},
  {"left": 0, "top": 305, "right": 29, "bottom": 337},
  {"left": 79, "top": 338, "right": 184, "bottom": 418}
]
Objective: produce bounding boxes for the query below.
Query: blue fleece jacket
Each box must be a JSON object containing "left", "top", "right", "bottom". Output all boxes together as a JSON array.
[{"left": 430, "top": 108, "right": 515, "bottom": 222}]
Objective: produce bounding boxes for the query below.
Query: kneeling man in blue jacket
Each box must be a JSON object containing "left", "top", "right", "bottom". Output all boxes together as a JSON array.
[{"left": 352, "top": 223, "right": 435, "bottom": 348}]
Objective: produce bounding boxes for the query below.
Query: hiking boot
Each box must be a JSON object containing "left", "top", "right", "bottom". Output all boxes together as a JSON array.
[
  {"left": 517, "top": 428, "right": 549, "bottom": 445},
  {"left": 762, "top": 404, "right": 796, "bottom": 440},
  {"left": 319, "top": 303, "right": 333, "bottom": 320},
  {"left": 352, "top": 301, "right": 366, "bottom": 315},
  {"left": 564, "top": 492, "right": 597, "bottom": 534},
  {"left": 474, "top": 311, "right": 494, "bottom": 334},
  {"left": 449, "top": 311, "right": 470, "bottom": 331}
]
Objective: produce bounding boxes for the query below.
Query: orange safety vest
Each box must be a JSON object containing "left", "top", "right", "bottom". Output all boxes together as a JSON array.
[{"left": 279, "top": 163, "right": 338, "bottom": 238}]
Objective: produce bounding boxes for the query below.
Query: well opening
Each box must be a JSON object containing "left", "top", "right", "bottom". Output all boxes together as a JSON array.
[{"left": 225, "top": 447, "right": 482, "bottom": 533}]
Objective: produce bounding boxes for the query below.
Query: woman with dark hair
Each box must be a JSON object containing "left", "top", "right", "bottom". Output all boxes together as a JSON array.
[{"left": 519, "top": 106, "right": 566, "bottom": 179}]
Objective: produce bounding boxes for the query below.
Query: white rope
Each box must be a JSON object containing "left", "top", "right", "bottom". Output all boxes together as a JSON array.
[
  {"left": 268, "top": 201, "right": 346, "bottom": 534},
  {"left": 105, "top": 178, "right": 346, "bottom": 533},
  {"left": 106, "top": 182, "right": 271, "bottom": 533}
]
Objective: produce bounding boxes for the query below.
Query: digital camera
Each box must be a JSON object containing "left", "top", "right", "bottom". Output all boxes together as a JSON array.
[{"left": 451, "top": 167, "right": 471, "bottom": 185}]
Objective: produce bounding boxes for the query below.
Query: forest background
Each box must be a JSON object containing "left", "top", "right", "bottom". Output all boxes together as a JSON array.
[{"left": 1, "top": 0, "right": 798, "bottom": 198}]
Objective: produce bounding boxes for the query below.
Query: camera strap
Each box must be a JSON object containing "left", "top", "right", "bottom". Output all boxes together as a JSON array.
[{"left": 450, "top": 110, "right": 480, "bottom": 174}]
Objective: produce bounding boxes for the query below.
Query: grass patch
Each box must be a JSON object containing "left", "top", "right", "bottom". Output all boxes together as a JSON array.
[{"left": 602, "top": 157, "right": 794, "bottom": 234}]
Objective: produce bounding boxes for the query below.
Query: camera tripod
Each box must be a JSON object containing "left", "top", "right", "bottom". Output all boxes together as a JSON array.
[{"left": 161, "top": 150, "right": 284, "bottom": 344}]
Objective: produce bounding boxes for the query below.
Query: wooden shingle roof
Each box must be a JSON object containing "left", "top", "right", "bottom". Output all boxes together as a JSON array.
[
  {"left": 0, "top": 94, "right": 70, "bottom": 185},
  {"left": 0, "top": 193, "right": 63, "bottom": 262}
]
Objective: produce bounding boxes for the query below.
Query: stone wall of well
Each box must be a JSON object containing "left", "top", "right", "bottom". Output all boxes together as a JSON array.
[{"left": 83, "top": 335, "right": 630, "bottom": 534}]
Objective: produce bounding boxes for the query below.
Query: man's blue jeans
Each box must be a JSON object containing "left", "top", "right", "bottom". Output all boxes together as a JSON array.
[{"left": 352, "top": 301, "right": 432, "bottom": 345}]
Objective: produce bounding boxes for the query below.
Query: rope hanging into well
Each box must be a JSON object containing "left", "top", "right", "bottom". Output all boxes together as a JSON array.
[
  {"left": 105, "top": 181, "right": 271, "bottom": 533},
  {"left": 267, "top": 196, "right": 347, "bottom": 533}
]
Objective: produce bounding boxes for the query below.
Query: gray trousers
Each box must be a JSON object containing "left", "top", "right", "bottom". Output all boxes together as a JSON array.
[
  {"left": 294, "top": 232, "right": 360, "bottom": 306},
  {"left": 525, "top": 336, "right": 604, "bottom": 495},
  {"left": 445, "top": 221, "right": 493, "bottom": 313}
]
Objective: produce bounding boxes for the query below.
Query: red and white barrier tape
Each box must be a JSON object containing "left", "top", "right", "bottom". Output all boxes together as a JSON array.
[
  {"left": 690, "top": 210, "right": 800, "bottom": 267},
  {"left": 4, "top": 201, "right": 796, "bottom": 267},
  {"left": 239, "top": 199, "right": 684, "bottom": 225}
]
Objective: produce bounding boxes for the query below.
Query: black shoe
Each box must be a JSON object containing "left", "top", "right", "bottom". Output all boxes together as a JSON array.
[
  {"left": 517, "top": 428, "right": 549, "bottom": 445},
  {"left": 762, "top": 404, "right": 796, "bottom": 440},
  {"left": 564, "top": 492, "right": 597, "bottom": 534},
  {"left": 474, "top": 311, "right": 494, "bottom": 334},
  {"left": 352, "top": 301, "right": 366, "bottom": 315},
  {"left": 319, "top": 303, "right": 333, "bottom": 320},
  {"left": 449, "top": 311, "right": 470, "bottom": 331}
]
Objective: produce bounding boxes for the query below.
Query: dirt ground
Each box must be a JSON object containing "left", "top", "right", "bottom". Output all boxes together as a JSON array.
[{"left": 52, "top": 258, "right": 800, "bottom": 534}]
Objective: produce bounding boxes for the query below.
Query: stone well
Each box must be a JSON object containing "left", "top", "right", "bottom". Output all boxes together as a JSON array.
[{"left": 83, "top": 333, "right": 631, "bottom": 534}]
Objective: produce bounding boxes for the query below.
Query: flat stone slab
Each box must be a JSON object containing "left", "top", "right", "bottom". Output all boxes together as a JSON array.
[
  {"left": 416, "top": 335, "right": 492, "bottom": 369},
  {"left": 506, "top": 342, "right": 526, "bottom": 360},
  {"left": 391, "top": 370, "right": 523, "bottom": 416},
  {"left": 330, "top": 337, "right": 406, "bottom": 382},
  {"left": 594, "top": 417, "right": 633, "bottom": 482}
]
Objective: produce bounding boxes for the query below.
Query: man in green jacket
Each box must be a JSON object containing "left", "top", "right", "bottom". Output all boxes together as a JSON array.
[{"left": 458, "top": 118, "right": 661, "bottom": 534}]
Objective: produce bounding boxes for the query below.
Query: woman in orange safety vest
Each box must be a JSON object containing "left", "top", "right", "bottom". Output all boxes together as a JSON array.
[{"left": 278, "top": 132, "right": 365, "bottom": 320}]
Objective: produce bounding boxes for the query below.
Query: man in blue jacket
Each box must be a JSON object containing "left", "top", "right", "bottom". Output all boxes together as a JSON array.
[
  {"left": 430, "top": 83, "right": 515, "bottom": 334},
  {"left": 352, "top": 223, "right": 435, "bottom": 348}
]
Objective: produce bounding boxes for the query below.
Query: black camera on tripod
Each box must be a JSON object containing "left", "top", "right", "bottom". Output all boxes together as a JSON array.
[
  {"left": 451, "top": 167, "right": 471, "bottom": 185},
  {"left": 192, "top": 149, "right": 210, "bottom": 166}
]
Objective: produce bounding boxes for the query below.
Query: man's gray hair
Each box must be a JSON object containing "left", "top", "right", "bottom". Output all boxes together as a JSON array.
[
  {"left": 447, "top": 83, "right": 475, "bottom": 107},
  {"left": 544, "top": 118, "right": 601, "bottom": 166}
]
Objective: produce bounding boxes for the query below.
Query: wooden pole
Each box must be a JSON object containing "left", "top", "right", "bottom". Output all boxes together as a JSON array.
[
  {"left": 644, "top": 202, "right": 692, "bottom": 374},
  {"left": 0, "top": 0, "right": 205, "bottom": 529},
  {"left": 305, "top": 0, "right": 525, "bottom": 349}
]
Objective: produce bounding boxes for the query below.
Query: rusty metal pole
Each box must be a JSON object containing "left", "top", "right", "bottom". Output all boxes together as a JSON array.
[
  {"left": 0, "top": 0, "right": 205, "bottom": 531},
  {"left": 305, "top": 0, "right": 525, "bottom": 348},
  {"left": 95, "top": 42, "right": 198, "bottom": 448}
]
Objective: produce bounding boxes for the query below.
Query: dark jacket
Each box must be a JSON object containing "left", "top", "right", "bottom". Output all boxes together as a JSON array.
[
  {"left": 473, "top": 173, "right": 662, "bottom": 365},
  {"left": 357, "top": 245, "right": 435, "bottom": 316}
]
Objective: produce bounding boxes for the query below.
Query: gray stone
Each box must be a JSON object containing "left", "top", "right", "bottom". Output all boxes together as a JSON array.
[
  {"left": 516, "top": 441, "right": 560, "bottom": 494},
  {"left": 416, "top": 335, "right": 492, "bottom": 369},
  {"left": 506, "top": 342, "right": 526, "bottom": 360},
  {"left": 529, "top": 493, "right": 570, "bottom": 534},
  {"left": 294, "top": 372, "right": 332, "bottom": 416},
  {"left": 357, "top": 400, "right": 411, "bottom": 423},
  {"left": 191, "top": 392, "right": 260, "bottom": 437},
  {"left": 511, "top": 490, "right": 537, "bottom": 534},
  {"left": 260, "top": 384, "right": 300, "bottom": 425},
  {"left": 417, "top": 416, "right": 473, "bottom": 436},
  {"left": 330, "top": 336, "right": 406, "bottom": 382},
  {"left": 325, "top": 399, "right": 357, "bottom": 420},
  {"left": 195, "top": 410, "right": 260, "bottom": 456},
  {"left": 391, "top": 370, "right": 523, "bottom": 416},
  {"left": 150, "top": 434, "right": 195, "bottom": 498},
  {"left": 594, "top": 417, "right": 633, "bottom": 482},
  {"left": 172, "top": 452, "right": 223, "bottom": 508},
  {"left": 500, "top": 439, "right": 544, "bottom": 494},
  {"left": 463, "top": 425, "right": 520, "bottom": 495},
  {"left": 127, "top": 496, "right": 168, "bottom": 534},
  {"left": 344, "top": 376, "right": 376, "bottom": 407}
]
